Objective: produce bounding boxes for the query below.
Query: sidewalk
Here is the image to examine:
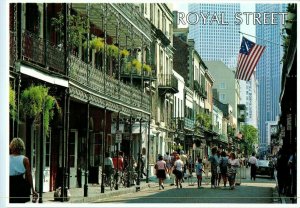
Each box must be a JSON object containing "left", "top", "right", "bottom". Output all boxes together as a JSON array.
[{"left": 41, "top": 180, "right": 157, "bottom": 203}]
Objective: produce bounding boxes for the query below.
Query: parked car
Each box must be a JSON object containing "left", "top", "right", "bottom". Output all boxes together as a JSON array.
[{"left": 256, "top": 160, "right": 274, "bottom": 178}]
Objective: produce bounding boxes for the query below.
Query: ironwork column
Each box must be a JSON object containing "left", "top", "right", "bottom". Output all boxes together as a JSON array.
[
  {"left": 136, "top": 118, "right": 142, "bottom": 191},
  {"left": 115, "top": 111, "right": 120, "bottom": 190},
  {"left": 127, "top": 116, "right": 132, "bottom": 187},
  {"left": 84, "top": 3, "right": 90, "bottom": 197},
  {"left": 101, "top": 107, "right": 107, "bottom": 193},
  {"left": 61, "top": 3, "right": 70, "bottom": 202},
  {"left": 146, "top": 116, "right": 150, "bottom": 183},
  {"left": 84, "top": 100, "right": 90, "bottom": 197},
  {"left": 38, "top": 99, "right": 45, "bottom": 203}
]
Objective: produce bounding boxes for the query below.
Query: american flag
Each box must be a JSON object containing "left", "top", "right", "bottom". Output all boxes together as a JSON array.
[{"left": 235, "top": 36, "right": 266, "bottom": 81}]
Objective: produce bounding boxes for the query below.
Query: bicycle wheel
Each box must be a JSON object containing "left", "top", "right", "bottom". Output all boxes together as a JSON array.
[{"left": 110, "top": 175, "right": 115, "bottom": 191}]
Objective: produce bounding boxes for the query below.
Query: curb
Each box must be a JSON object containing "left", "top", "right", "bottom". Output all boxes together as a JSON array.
[{"left": 68, "top": 183, "right": 156, "bottom": 203}]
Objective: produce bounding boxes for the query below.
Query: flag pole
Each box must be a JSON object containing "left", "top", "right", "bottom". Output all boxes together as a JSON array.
[{"left": 239, "top": 31, "right": 283, "bottom": 46}]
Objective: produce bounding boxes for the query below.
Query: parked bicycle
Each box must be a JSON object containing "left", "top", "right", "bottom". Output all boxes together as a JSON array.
[{"left": 103, "top": 170, "right": 115, "bottom": 191}]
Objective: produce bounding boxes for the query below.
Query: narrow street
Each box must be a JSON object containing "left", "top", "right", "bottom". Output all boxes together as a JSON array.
[{"left": 93, "top": 171, "right": 276, "bottom": 203}]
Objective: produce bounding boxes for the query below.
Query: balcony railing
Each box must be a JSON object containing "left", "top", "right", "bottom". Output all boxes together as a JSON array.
[
  {"left": 194, "top": 80, "right": 200, "bottom": 92},
  {"left": 113, "top": 4, "right": 151, "bottom": 38},
  {"left": 158, "top": 74, "right": 179, "bottom": 94},
  {"left": 199, "top": 86, "right": 207, "bottom": 99},
  {"left": 10, "top": 31, "right": 17, "bottom": 69},
  {"left": 120, "top": 61, "right": 156, "bottom": 80},
  {"left": 22, "top": 30, "right": 65, "bottom": 75},
  {"left": 69, "top": 55, "right": 150, "bottom": 112}
]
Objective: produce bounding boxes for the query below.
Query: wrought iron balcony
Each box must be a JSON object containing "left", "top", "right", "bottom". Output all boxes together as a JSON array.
[
  {"left": 184, "top": 118, "right": 194, "bottom": 130},
  {"left": 158, "top": 74, "right": 179, "bottom": 94},
  {"left": 10, "top": 31, "right": 17, "bottom": 69},
  {"left": 120, "top": 62, "right": 156, "bottom": 81},
  {"left": 155, "top": 27, "right": 171, "bottom": 46},
  {"left": 193, "top": 80, "right": 200, "bottom": 92},
  {"left": 69, "top": 55, "right": 150, "bottom": 112},
  {"left": 199, "top": 86, "right": 207, "bottom": 99},
  {"left": 21, "top": 30, "right": 65, "bottom": 75}
]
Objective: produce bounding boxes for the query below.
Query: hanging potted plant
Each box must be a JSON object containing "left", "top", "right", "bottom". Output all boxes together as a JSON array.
[
  {"left": 120, "top": 49, "right": 130, "bottom": 58},
  {"left": 131, "top": 59, "right": 142, "bottom": 75},
  {"left": 84, "top": 37, "right": 104, "bottom": 52},
  {"left": 20, "top": 85, "right": 61, "bottom": 135},
  {"left": 143, "top": 64, "right": 152, "bottom": 76},
  {"left": 107, "top": 45, "right": 119, "bottom": 59}
]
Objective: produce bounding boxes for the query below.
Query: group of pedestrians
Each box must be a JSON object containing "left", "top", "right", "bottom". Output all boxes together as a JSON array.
[
  {"left": 155, "top": 152, "right": 185, "bottom": 190},
  {"left": 154, "top": 147, "right": 242, "bottom": 190},
  {"left": 208, "top": 147, "right": 240, "bottom": 190}
]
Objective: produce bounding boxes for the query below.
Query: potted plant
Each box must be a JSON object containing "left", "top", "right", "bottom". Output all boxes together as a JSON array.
[
  {"left": 131, "top": 59, "right": 142, "bottom": 75},
  {"left": 51, "top": 12, "right": 89, "bottom": 48},
  {"left": 120, "top": 49, "right": 130, "bottom": 58},
  {"left": 107, "top": 45, "right": 119, "bottom": 59},
  {"left": 88, "top": 37, "right": 104, "bottom": 52},
  {"left": 20, "top": 85, "right": 61, "bottom": 135},
  {"left": 143, "top": 64, "right": 152, "bottom": 76}
]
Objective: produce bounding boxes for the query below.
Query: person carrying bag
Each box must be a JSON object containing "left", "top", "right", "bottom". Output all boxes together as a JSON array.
[{"left": 9, "top": 138, "right": 38, "bottom": 203}]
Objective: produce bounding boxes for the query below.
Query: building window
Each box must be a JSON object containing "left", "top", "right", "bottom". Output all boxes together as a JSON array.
[
  {"left": 220, "top": 93, "right": 226, "bottom": 101},
  {"left": 157, "top": 9, "right": 160, "bottom": 28},
  {"left": 144, "top": 3, "right": 147, "bottom": 15},
  {"left": 220, "top": 82, "right": 226, "bottom": 89}
]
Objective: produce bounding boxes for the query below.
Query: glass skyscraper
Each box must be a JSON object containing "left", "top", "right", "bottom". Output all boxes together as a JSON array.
[
  {"left": 188, "top": 4, "right": 240, "bottom": 69},
  {"left": 256, "top": 4, "right": 286, "bottom": 154}
]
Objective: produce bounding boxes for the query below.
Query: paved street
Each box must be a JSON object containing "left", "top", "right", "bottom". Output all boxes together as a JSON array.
[{"left": 93, "top": 170, "right": 276, "bottom": 203}]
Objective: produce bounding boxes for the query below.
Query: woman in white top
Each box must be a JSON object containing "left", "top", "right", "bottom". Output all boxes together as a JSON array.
[
  {"left": 227, "top": 152, "right": 240, "bottom": 190},
  {"left": 9, "top": 138, "right": 38, "bottom": 203},
  {"left": 173, "top": 154, "right": 184, "bottom": 188},
  {"left": 155, "top": 155, "right": 167, "bottom": 190}
]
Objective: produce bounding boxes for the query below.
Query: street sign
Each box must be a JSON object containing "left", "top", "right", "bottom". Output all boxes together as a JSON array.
[{"left": 115, "top": 130, "right": 122, "bottom": 143}]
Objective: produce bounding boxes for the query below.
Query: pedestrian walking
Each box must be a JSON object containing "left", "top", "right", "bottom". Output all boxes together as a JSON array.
[
  {"left": 203, "top": 156, "right": 210, "bottom": 184},
  {"left": 155, "top": 155, "right": 167, "bottom": 190},
  {"left": 163, "top": 152, "right": 172, "bottom": 174},
  {"left": 227, "top": 152, "right": 240, "bottom": 190},
  {"left": 208, "top": 147, "right": 219, "bottom": 188},
  {"left": 180, "top": 150, "right": 187, "bottom": 179},
  {"left": 195, "top": 158, "right": 205, "bottom": 188},
  {"left": 173, "top": 154, "right": 184, "bottom": 188},
  {"left": 249, "top": 152, "right": 258, "bottom": 181},
  {"left": 216, "top": 150, "right": 222, "bottom": 186},
  {"left": 187, "top": 155, "right": 194, "bottom": 175},
  {"left": 104, "top": 152, "right": 114, "bottom": 182},
  {"left": 9, "top": 138, "right": 38, "bottom": 203},
  {"left": 219, "top": 151, "right": 229, "bottom": 187}
]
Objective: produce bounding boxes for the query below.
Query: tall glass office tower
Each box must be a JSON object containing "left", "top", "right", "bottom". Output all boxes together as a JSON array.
[
  {"left": 256, "top": 4, "right": 286, "bottom": 154},
  {"left": 188, "top": 4, "right": 240, "bottom": 69}
]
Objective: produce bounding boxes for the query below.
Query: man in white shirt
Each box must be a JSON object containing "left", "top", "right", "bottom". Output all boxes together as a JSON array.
[{"left": 248, "top": 153, "right": 258, "bottom": 181}]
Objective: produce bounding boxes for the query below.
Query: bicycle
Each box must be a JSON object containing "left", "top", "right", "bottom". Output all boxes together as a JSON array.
[
  {"left": 122, "top": 168, "right": 138, "bottom": 186},
  {"left": 103, "top": 171, "right": 115, "bottom": 191}
]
